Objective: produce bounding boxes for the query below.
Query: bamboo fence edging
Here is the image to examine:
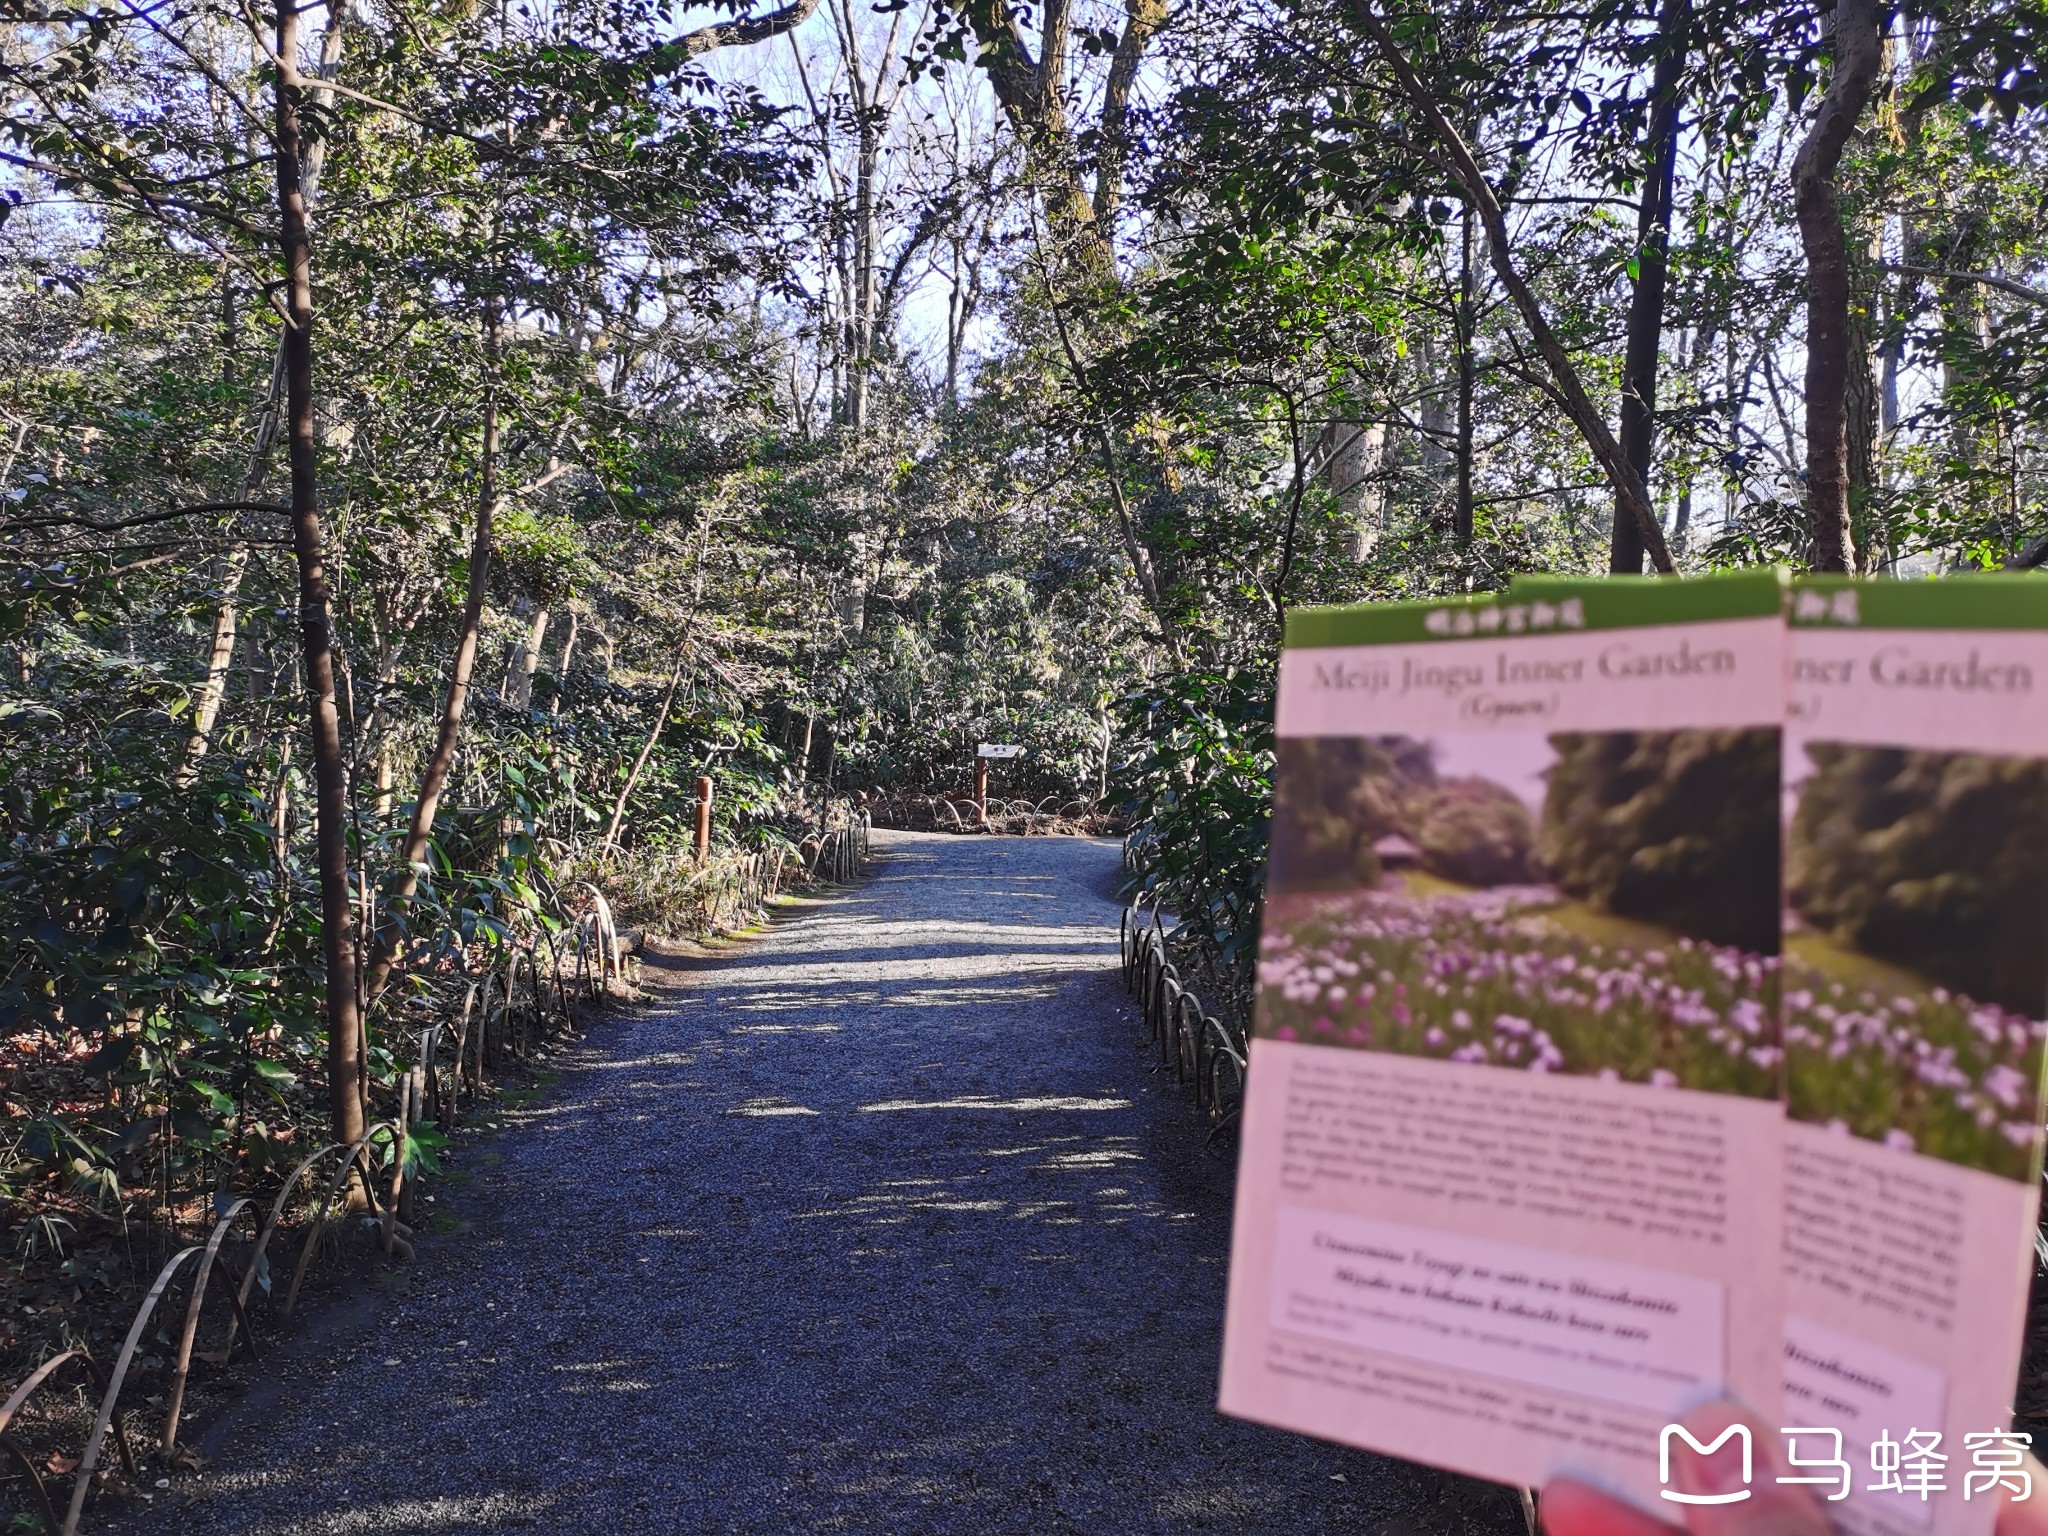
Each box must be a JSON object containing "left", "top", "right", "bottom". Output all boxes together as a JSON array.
[
  {"left": 281, "top": 1126, "right": 382, "bottom": 1317},
  {"left": 62, "top": 1246, "right": 203, "bottom": 1536},
  {"left": 2, "top": 812, "right": 876, "bottom": 1534},
  {"left": 160, "top": 1197, "right": 258, "bottom": 1454},
  {"left": 862, "top": 794, "right": 1110, "bottom": 837},
  {"left": 231, "top": 1140, "right": 354, "bottom": 1343},
  {"left": 0, "top": 1353, "right": 135, "bottom": 1536},
  {"left": 281, "top": 1117, "right": 424, "bottom": 1317},
  {"left": 1119, "top": 895, "right": 1249, "bottom": 1141}
]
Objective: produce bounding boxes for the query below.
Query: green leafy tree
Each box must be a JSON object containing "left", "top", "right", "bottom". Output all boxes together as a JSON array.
[
  {"left": 1411, "top": 777, "right": 1539, "bottom": 887},
  {"left": 1790, "top": 745, "right": 2048, "bottom": 1014},
  {"left": 1540, "top": 728, "right": 1781, "bottom": 952}
]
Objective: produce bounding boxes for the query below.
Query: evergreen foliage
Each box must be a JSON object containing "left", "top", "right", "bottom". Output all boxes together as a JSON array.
[
  {"left": 1540, "top": 728, "right": 1783, "bottom": 953},
  {"left": 1790, "top": 744, "right": 2048, "bottom": 1013}
]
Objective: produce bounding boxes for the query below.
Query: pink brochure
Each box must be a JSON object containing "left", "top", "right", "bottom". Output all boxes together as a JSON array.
[
  {"left": 1219, "top": 571, "right": 1787, "bottom": 1510},
  {"left": 1783, "top": 576, "right": 2048, "bottom": 1536}
]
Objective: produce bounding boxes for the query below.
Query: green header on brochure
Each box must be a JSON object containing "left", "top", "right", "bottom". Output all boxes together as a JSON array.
[
  {"left": 1791, "top": 572, "right": 2048, "bottom": 630},
  {"left": 1284, "top": 567, "right": 1785, "bottom": 650},
  {"left": 1508, "top": 566, "right": 1786, "bottom": 627},
  {"left": 1284, "top": 594, "right": 1495, "bottom": 649}
]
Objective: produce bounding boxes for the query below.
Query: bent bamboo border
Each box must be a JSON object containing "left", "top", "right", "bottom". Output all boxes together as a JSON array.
[
  {"left": 865, "top": 793, "right": 1106, "bottom": 837},
  {"left": 282, "top": 1122, "right": 403, "bottom": 1316},
  {"left": 1120, "top": 901, "right": 1247, "bottom": 1140},
  {"left": 0, "top": 1352, "right": 135, "bottom": 1534},
  {"left": 62, "top": 1246, "right": 202, "bottom": 1535},
  {"left": 10, "top": 831, "right": 855, "bottom": 1534},
  {"left": 161, "top": 1197, "right": 259, "bottom": 1453},
  {"left": 40, "top": 1117, "right": 406, "bottom": 1536}
]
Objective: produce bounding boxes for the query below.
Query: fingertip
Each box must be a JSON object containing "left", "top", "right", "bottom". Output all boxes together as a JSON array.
[
  {"left": 1538, "top": 1477, "right": 1686, "bottom": 1536},
  {"left": 1998, "top": 1453, "right": 2048, "bottom": 1536}
]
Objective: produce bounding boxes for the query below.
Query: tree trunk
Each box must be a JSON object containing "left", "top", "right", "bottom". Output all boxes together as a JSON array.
[
  {"left": 1673, "top": 325, "right": 1696, "bottom": 540},
  {"left": 1881, "top": 34, "right": 1926, "bottom": 454},
  {"left": 269, "top": 731, "right": 294, "bottom": 872},
  {"left": 176, "top": 546, "right": 250, "bottom": 785},
  {"left": 1846, "top": 259, "right": 1881, "bottom": 566},
  {"left": 273, "top": 0, "right": 364, "bottom": 1148},
  {"left": 959, "top": 0, "right": 1118, "bottom": 281},
  {"left": 1092, "top": 0, "right": 1165, "bottom": 228},
  {"left": 551, "top": 608, "right": 579, "bottom": 716},
  {"left": 1612, "top": 0, "right": 1690, "bottom": 573},
  {"left": 1791, "top": 0, "right": 1884, "bottom": 573},
  {"left": 602, "top": 654, "right": 687, "bottom": 851},
  {"left": 1097, "top": 699, "right": 1111, "bottom": 804},
  {"left": 945, "top": 247, "right": 965, "bottom": 412},
  {"left": 360, "top": 307, "right": 501, "bottom": 1006},
  {"left": 1723, "top": 168, "right": 1743, "bottom": 528},
  {"left": 361, "top": 589, "right": 416, "bottom": 821},
  {"left": 850, "top": 120, "right": 878, "bottom": 434},
  {"left": 1454, "top": 203, "right": 1476, "bottom": 546},
  {"left": 1322, "top": 418, "right": 1386, "bottom": 558},
  {"left": 374, "top": 740, "right": 396, "bottom": 821},
  {"left": 180, "top": 0, "right": 352, "bottom": 781},
  {"left": 825, "top": 234, "right": 845, "bottom": 423},
  {"left": 506, "top": 604, "right": 549, "bottom": 709},
  {"left": 1417, "top": 331, "right": 1450, "bottom": 475}
]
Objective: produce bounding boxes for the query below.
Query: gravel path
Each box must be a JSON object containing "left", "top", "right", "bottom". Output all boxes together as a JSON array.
[{"left": 128, "top": 830, "right": 1519, "bottom": 1535}]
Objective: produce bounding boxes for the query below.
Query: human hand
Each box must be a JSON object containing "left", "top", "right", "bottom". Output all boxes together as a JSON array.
[{"left": 1539, "top": 1400, "right": 2048, "bottom": 1536}]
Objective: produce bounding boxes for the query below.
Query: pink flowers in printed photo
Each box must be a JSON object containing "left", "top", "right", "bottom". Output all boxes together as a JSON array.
[
  {"left": 1257, "top": 885, "right": 2048, "bottom": 1180},
  {"left": 1784, "top": 967, "right": 2046, "bottom": 1181},
  {"left": 1258, "top": 886, "right": 1783, "bottom": 1101}
]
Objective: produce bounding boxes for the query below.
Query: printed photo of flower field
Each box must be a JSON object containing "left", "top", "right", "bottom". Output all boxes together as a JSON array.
[
  {"left": 1260, "top": 885, "right": 1781, "bottom": 1097},
  {"left": 1785, "top": 743, "right": 2048, "bottom": 1180},
  {"left": 1258, "top": 728, "right": 1782, "bottom": 1098}
]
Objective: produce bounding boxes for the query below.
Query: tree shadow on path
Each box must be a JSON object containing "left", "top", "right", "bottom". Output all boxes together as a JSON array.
[{"left": 116, "top": 831, "right": 1524, "bottom": 1536}]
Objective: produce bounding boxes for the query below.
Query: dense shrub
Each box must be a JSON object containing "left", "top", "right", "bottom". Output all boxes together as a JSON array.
[
  {"left": 1539, "top": 728, "right": 1781, "bottom": 953},
  {"left": 1117, "top": 667, "right": 1273, "bottom": 980},
  {"left": 1412, "top": 778, "right": 1539, "bottom": 887},
  {"left": 1789, "top": 745, "right": 2048, "bottom": 1014}
]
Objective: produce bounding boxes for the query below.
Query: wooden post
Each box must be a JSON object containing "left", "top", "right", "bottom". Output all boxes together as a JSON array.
[
  {"left": 975, "top": 756, "right": 989, "bottom": 827},
  {"left": 694, "top": 776, "right": 713, "bottom": 864}
]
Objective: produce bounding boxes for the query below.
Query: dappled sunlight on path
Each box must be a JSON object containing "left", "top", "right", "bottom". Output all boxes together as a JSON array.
[{"left": 130, "top": 831, "right": 1496, "bottom": 1536}]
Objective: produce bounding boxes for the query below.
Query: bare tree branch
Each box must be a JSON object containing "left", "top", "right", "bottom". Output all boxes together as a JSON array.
[
  {"left": 2, "top": 500, "right": 292, "bottom": 534},
  {"left": 660, "top": 0, "right": 825, "bottom": 66},
  {"left": 1885, "top": 262, "right": 2048, "bottom": 307}
]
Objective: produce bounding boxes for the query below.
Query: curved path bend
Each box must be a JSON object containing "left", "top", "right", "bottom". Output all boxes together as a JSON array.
[{"left": 136, "top": 830, "right": 1517, "bottom": 1535}]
